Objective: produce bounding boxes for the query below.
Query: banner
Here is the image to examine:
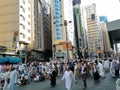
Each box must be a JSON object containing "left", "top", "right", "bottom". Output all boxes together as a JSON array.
[{"left": 63, "top": 42, "right": 72, "bottom": 50}]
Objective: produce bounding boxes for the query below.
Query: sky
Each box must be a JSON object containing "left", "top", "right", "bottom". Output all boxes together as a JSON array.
[{"left": 81, "top": 0, "right": 120, "bottom": 22}]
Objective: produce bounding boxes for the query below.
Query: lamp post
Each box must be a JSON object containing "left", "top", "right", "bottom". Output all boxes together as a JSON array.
[{"left": 64, "top": 20, "right": 69, "bottom": 62}]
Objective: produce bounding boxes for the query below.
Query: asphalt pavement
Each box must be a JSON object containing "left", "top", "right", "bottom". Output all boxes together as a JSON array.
[{"left": 18, "top": 72, "right": 117, "bottom": 90}]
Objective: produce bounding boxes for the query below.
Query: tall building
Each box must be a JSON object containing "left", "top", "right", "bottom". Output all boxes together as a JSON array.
[
  {"left": 85, "top": 3, "right": 103, "bottom": 55},
  {"left": 99, "top": 16, "right": 111, "bottom": 57},
  {"left": 0, "top": 0, "right": 31, "bottom": 55},
  {"left": 0, "top": 0, "right": 45, "bottom": 61},
  {"left": 51, "top": 0, "right": 75, "bottom": 60},
  {"left": 73, "top": 2, "right": 88, "bottom": 59},
  {"left": 30, "top": 0, "right": 45, "bottom": 60},
  {"left": 100, "top": 22, "right": 111, "bottom": 56},
  {"left": 43, "top": 0, "right": 52, "bottom": 61}
]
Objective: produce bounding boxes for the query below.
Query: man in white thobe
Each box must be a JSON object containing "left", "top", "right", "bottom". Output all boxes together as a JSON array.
[
  {"left": 3, "top": 69, "right": 10, "bottom": 90},
  {"left": 8, "top": 67, "right": 18, "bottom": 90},
  {"left": 103, "top": 59, "right": 110, "bottom": 72},
  {"left": 62, "top": 66, "right": 76, "bottom": 90},
  {"left": 99, "top": 61, "right": 105, "bottom": 78}
]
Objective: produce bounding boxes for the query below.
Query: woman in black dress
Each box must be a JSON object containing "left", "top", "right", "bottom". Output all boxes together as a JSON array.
[{"left": 50, "top": 68, "right": 56, "bottom": 87}]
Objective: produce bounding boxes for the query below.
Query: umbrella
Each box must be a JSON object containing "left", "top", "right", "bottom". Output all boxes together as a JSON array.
[{"left": 0, "top": 57, "right": 9, "bottom": 64}]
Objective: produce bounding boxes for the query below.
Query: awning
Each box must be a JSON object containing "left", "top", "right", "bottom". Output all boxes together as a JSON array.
[
  {"left": 0, "top": 57, "right": 9, "bottom": 64},
  {"left": 6, "top": 56, "right": 22, "bottom": 64}
]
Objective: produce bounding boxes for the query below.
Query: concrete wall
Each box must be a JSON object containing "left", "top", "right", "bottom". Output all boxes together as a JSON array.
[{"left": 0, "top": 0, "right": 19, "bottom": 47}]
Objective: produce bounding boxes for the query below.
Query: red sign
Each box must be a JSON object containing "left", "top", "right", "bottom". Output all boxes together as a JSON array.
[
  {"left": 14, "top": 31, "right": 18, "bottom": 36},
  {"left": 63, "top": 42, "right": 72, "bottom": 50}
]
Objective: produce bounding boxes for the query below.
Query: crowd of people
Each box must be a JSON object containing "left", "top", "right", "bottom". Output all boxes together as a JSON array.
[{"left": 0, "top": 57, "right": 120, "bottom": 90}]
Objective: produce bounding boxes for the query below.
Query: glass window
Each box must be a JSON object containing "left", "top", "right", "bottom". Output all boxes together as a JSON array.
[
  {"left": 28, "top": 21, "right": 30, "bottom": 25},
  {"left": 20, "top": 23, "right": 25, "bottom": 29},
  {"left": 28, "top": 0, "right": 30, "bottom": 3},
  {"left": 38, "top": 0, "right": 41, "bottom": 14},
  {"left": 20, "top": 6, "right": 25, "bottom": 13},
  {"left": 28, "top": 14, "right": 30, "bottom": 18},
  {"left": 20, "top": 15, "right": 24, "bottom": 21},
  {"left": 28, "top": 7, "right": 30, "bottom": 11},
  {"left": 22, "top": 34, "right": 25, "bottom": 38},
  {"left": 28, "top": 37, "right": 31, "bottom": 41},
  {"left": 23, "top": 0, "right": 25, "bottom": 4},
  {"left": 23, "top": 25, "right": 25, "bottom": 29},
  {"left": 22, "top": 7, "right": 25, "bottom": 13},
  {"left": 28, "top": 29, "right": 31, "bottom": 33}
]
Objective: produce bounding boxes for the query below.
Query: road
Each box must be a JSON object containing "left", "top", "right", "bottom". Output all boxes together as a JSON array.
[{"left": 18, "top": 73, "right": 117, "bottom": 90}]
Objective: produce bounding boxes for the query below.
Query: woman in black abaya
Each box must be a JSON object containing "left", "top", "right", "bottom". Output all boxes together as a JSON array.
[{"left": 50, "top": 69, "right": 56, "bottom": 87}]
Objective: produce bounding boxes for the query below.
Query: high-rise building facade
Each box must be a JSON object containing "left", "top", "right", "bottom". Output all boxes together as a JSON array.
[
  {"left": 0, "top": 0, "right": 45, "bottom": 60},
  {"left": 30, "top": 0, "right": 45, "bottom": 60},
  {"left": 100, "top": 21, "right": 111, "bottom": 56},
  {"left": 43, "top": 0, "right": 52, "bottom": 51},
  {"left": 43, "top": 0, "right": 52, "bottom": 60},
  {"left": 0, "top": 0, "right": 31, "bottom": 52},
  {"left": 73, "top": 2, "right": 88, "bottom": 59},
  {"left": 51, "top": 0, "right": 75, "bottom": 60},
  {"left": 85, "top": 3, "right": 103, "bottom": 55}
]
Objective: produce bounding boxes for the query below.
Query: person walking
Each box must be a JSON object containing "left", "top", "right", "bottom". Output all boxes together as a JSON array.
[
  {"left": 81, "top": 62, "right": 87, "bottom": 89},
  {"left": 62, "top": 66, "right": 76, "bottom": 90},
  {"left": 50, "top": 68, "right": 56, "bottom": 87},
  {"left": 114, "top": 61, "right": 119, "bottom": 78},
  {"left": 3, "top": 69, "right": 10, "bottom": 90},
  {"left": 99, "top": 61, "right": 105, "bottom": 78},
  {"left": 8, "top": 67, "right": 18, "bottom": 90},
  {"left": 93, "top": 63, "right": 100, "bottom": 83}
]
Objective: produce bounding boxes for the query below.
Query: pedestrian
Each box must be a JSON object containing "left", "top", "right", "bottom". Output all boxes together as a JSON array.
[
  {"left": 103, "top": 59, "right": 110, "bottom": 72},
  {"left": 93, "top": 63, "right": 100, "bottom": 83},
  {"left": 114, "top": 61, "right": 119, "bottom": 77},
  {"left": 59, "top": 62, "right": 64, "bottom": 75},
  {"left": 81, "top": 62, "right": 87, "bottom": 89},
  {"left": 3, "top": 68, "right": 10, "bottom": 90},
  {"left": 89, "top": 62, "right": 94, "bottom": 78},
  {"left": 99, "top": 61, "right": 105, "bottom": 78},
  {"left": 62, "top": 66, "right": 76, "bottom": 90},
  {"left": 50, "top": 68, "right": 56, "bottom": 87},
  {"left": 110, "top": 59, "right": 115, "bottom": 77},
  {"left": 8, "top": 66, "right": 18, "bottom": 90}
]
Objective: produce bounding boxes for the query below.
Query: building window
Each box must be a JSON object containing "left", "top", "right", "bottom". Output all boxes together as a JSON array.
[
  {"left": 28, "top": 14, "right": 30, "bottom": 18},
  {"left": 23, "top": 25, "right": 25, "bottom": 29},
  {"left": 23, "top": 0, "right": 25, "bottom": 4},
  {"left": 22, "top": 33, "right": 25, "bottom": 38},
  {"left": 20, "top": 15, "right": 25, "bottom": 21},
  {"left": 28, "top": 29, "right": 31, "bottom": 33},
  {"left": 23, "top": 34, "right": 25, "bottom": 38},
  {"left": 28, "top": 0, "right": 30, "bottom": 3},
  {"left": 28, "top": 21, "right": 30, "bottom": 25},
  {"left": 20, "top": 6, "right": 25, "bottom": 13},
  {"left": 28, "top": 37, "right": 31, "bottom": 41},
  {"left": 20, "top": 23, "right": 25, "bottom": 30},
  {"left": 28, "top": 7, "right": 30, "bottom": 11},
  {"left": 91, "top": 14, "right": 95, "bottom": 20}
]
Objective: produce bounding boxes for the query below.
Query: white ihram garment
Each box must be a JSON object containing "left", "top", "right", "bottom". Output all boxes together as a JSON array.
[
  {"left": 62, "top": 70, "right": 76, "bottom": 90},
  {"left": 99, "top": 63, "right": 105, "bottom": 77}
]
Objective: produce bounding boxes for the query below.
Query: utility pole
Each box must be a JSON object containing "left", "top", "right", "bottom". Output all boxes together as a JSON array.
[{"left": 64, "top": 20, "right": 69, "bottom": 62}]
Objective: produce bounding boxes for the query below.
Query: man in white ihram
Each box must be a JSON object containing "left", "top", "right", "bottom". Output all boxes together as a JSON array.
[
  {"left": 8, "top": 66, "right": 18, "bottom": 90},
  {"left": 62, "top": 66, "right": 76, "bottom": 90}
]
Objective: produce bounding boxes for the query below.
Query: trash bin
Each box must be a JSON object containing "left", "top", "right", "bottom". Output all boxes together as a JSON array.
[{"left": 116, "top": 78, "right": 120, "bottom": 90}]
